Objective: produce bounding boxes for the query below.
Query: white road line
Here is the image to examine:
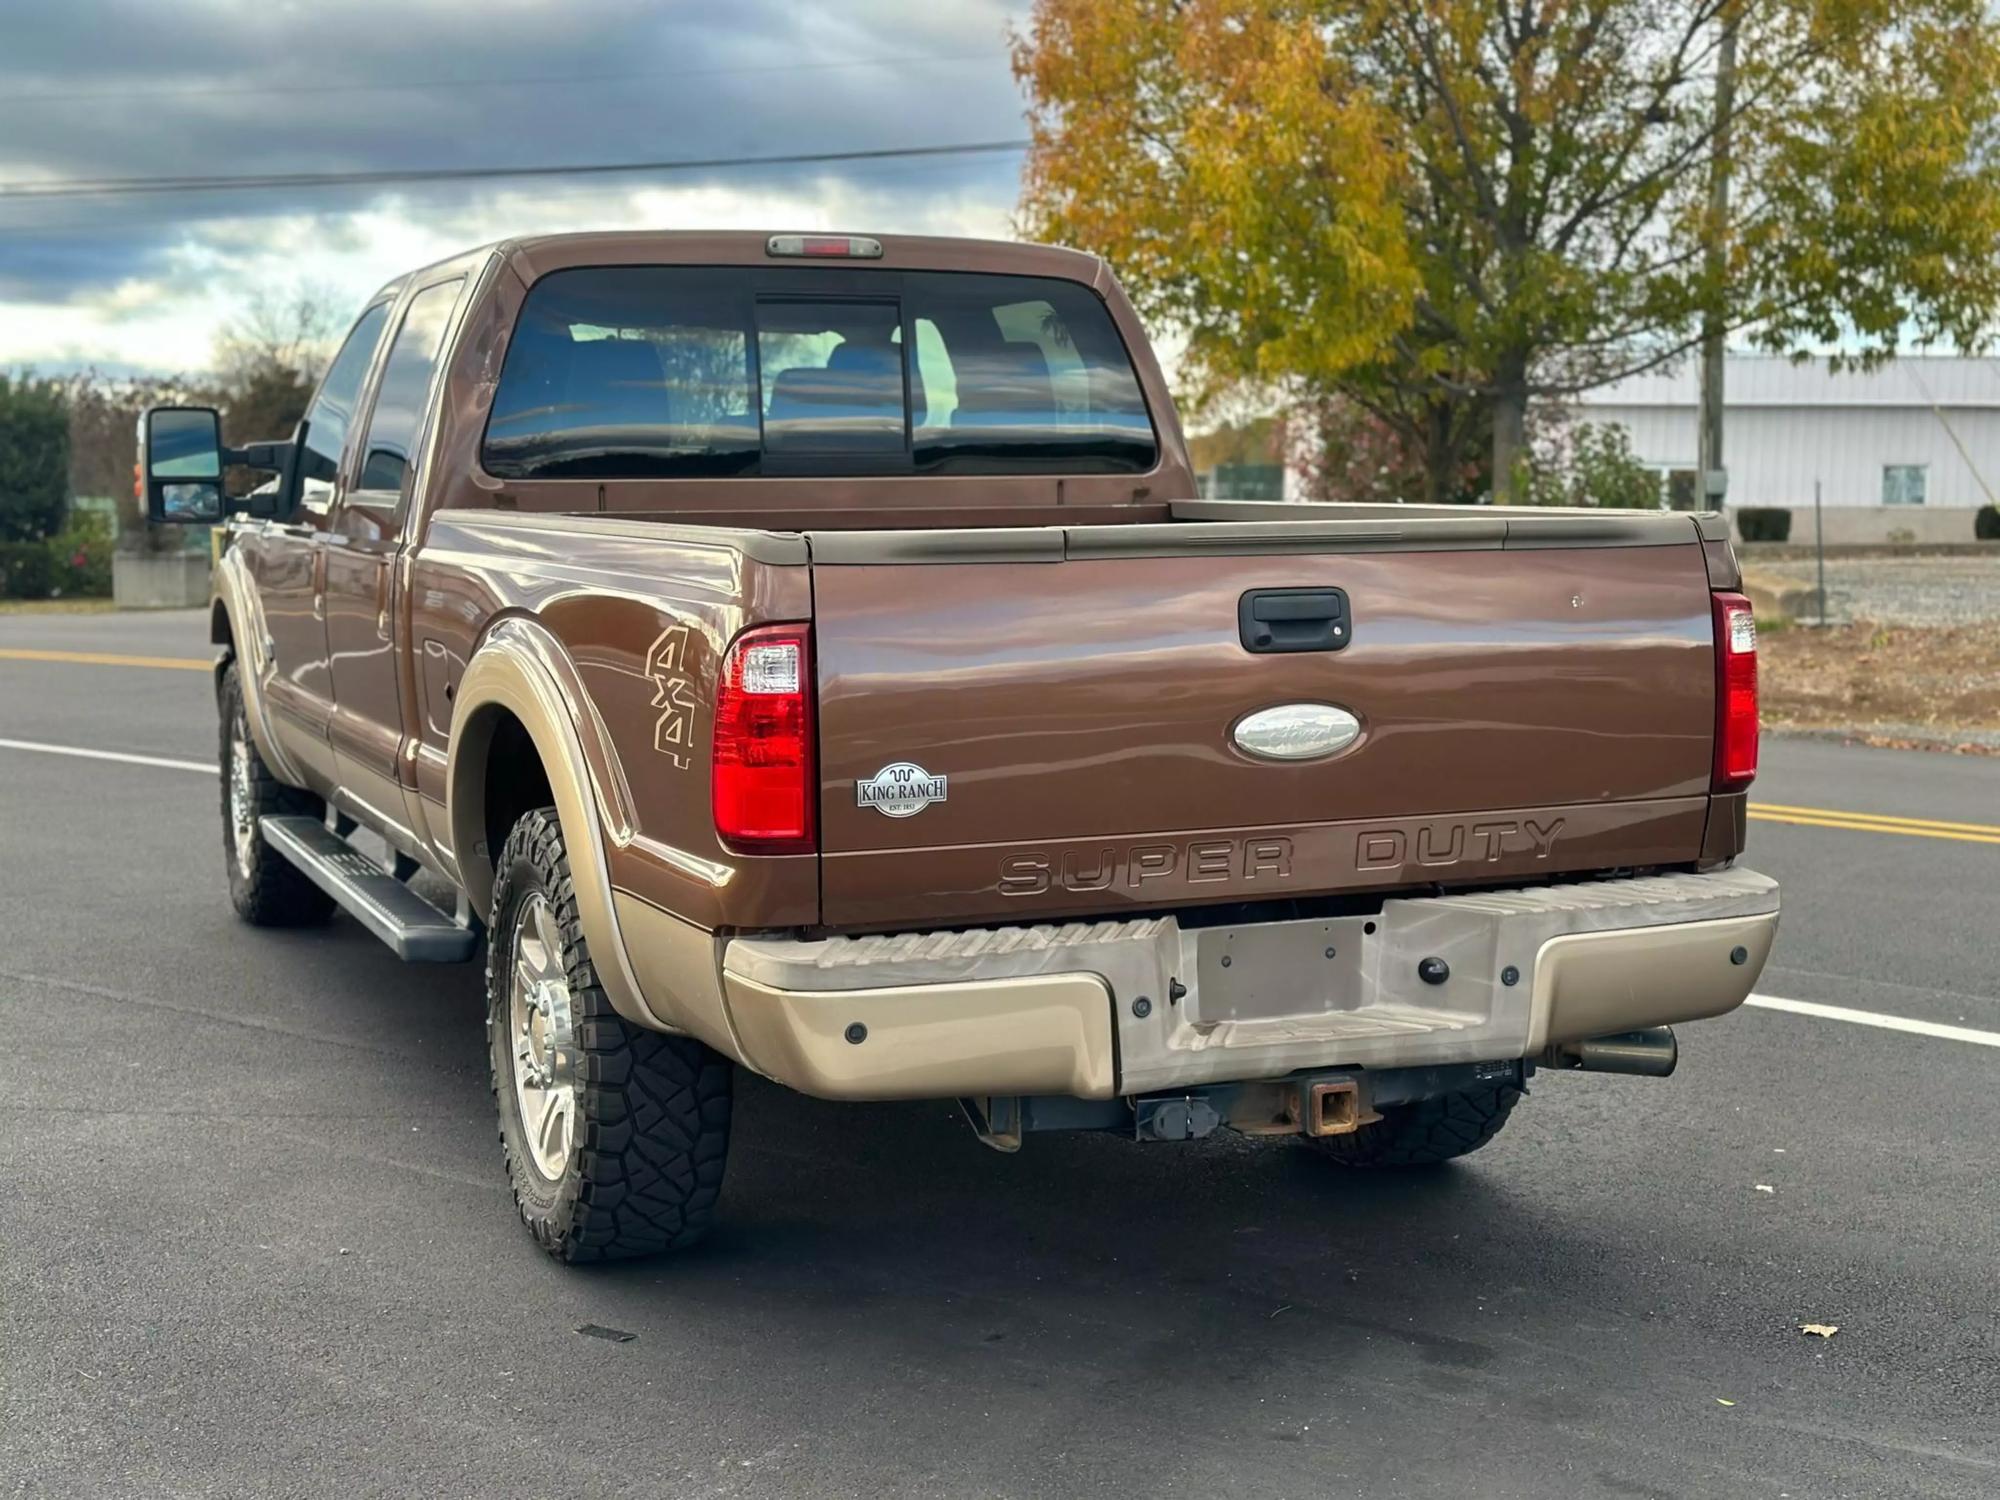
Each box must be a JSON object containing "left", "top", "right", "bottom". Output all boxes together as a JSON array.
[
  {"left": 1746, "top": 993, "right": 2000, "bottom": 1049},
  {"left": 0, "top": 736, "right": 215, "bottom": 776}
]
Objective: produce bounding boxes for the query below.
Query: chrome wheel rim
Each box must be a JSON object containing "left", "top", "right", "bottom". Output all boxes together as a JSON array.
[
  {"left": 228, "top": 727, "right": 257, "bottom": 875},
  {"left": 509, "top": 893, "right": 578, "bottom": 1180}
]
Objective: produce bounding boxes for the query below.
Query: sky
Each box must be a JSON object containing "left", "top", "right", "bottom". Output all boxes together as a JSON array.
[{"left": 0, "top": 0, "right": 1033, "bottom": 376}]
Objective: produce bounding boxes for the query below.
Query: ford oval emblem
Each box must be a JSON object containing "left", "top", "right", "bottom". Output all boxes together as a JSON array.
[{"left": 1232, "top": 703, "right": 1363, "bottom": 761}]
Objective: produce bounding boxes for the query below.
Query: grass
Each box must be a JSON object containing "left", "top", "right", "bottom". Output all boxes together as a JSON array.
[{"left": 0, "top": 597, "right": 117, "bottom": 615}]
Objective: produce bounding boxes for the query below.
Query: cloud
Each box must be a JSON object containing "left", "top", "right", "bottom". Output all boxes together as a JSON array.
[{"left": 0, "top": 0, "right": 1033, "bottom": 371}]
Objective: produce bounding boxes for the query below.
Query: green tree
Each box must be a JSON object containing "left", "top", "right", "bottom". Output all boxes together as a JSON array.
[
  {"left": 1016, "top": 0, "right": 2000, "bottom": 502},
  {"left": 1525, "top": 422, "right": 1664, "bottom": 508},
  {"left": 0, "top": 373, "right": 71, "bottom": 542}
]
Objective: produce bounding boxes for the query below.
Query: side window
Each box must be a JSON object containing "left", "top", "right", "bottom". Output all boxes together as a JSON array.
[
  {"left": 1882, "top": 463, "right": 1927, "bottom": 506},
  {"left": 354, "top": 279, "right": 463, "bottom": 501},
  {"left": 300, "top": 302, "right": 391, "bottom": 498}
]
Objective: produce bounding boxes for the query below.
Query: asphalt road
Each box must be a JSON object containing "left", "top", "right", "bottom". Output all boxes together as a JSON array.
[{"left": 3, "top": 610, "right": 1996, "bottom": 1500}]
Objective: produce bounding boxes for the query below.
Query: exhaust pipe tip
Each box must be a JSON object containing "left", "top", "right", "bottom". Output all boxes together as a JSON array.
[{"left": 1544, "top": 1026, "right": 1678, "bottom": 1077}]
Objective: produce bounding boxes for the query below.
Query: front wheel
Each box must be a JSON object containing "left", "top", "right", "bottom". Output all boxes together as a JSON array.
[
  {"left": 487, "top": 807, "right": 732, "bottom": 1262},
  {"left": 218, "top": 661, "right": 333, "bottom": 927},
  {"left": 1300, "top": 1082, "right": 1523, "bottom": 1168}
]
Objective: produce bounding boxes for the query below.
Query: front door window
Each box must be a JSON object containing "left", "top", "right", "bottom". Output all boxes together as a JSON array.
[{"left": 299, "top": 302, "right": 390, "bottom": 505}]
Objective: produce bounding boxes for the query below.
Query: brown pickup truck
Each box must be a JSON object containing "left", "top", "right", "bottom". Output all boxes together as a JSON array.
[{"left": 141, "top": 229, "right": 1778, "bottom": 1262}]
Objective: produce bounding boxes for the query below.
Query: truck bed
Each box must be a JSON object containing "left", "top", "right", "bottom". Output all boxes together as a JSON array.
[{"left": 448, "top": 501, "right": 1734, "bottom": 930}]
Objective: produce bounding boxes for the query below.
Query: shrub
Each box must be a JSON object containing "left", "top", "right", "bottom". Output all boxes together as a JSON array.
[
  {"left": 0, "top": 540, "right": 55, "bottom": 598},
  {"left": 0, "top": 512, "right": 111, "bottom": 599},
  {"left": 47, "top": 511, "right": 113, "bottom": 597},
  {"left": 1978, "top": 504, "right": 2000, "bottom": 540},
  {"left": 1525, "top": 422, "right": 1663, "bottom": 509},
  {"left": 0, "top": 374, "right": 71, "bottom": 543},
  {"left": 1736, "top": 507, "right": 1793, "bottom": 543}
]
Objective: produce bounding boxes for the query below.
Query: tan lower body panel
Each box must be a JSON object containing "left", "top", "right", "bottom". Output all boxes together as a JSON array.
[
  {"left": 721, "top": 970, "right": 1117, "bottom": 1102},
  {"left": 1530, "top": 911, "right": 1777, "bottom": 1050},
  {"left": 612, "top": 891, "right": 737, "bottom": 1054},
  {"left": 717, "top": 869, "right": 1779, "bottom": 1099}
]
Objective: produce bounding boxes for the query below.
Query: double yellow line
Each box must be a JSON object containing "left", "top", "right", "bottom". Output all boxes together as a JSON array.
[
  {"left": 0, "top": 647, "right": 209, "bottom": 673},
  {"left": 1750, "top": 803, "right": 2000, "bottom": 846}
]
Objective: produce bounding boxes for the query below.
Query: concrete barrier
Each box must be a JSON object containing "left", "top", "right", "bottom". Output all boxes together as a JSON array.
[{"left": 113, "top": 551, "right": 210, "bottom": 609}]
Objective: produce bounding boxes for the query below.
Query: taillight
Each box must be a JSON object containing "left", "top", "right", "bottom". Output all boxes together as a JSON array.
[
  {"left": 1711, "top": 592, "right": 1758, "bottom": 789},
  {"left": 712, "top": 624, "right": 816, "bottom": 853}
]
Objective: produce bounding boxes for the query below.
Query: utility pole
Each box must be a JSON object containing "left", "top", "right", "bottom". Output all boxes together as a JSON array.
[{"left": 1697, "top": 9, "right": 1738, "bottom": 512}]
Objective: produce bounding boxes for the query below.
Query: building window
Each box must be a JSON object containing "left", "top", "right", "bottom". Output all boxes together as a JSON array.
[{"left": 1882, "top": 464, "right": 1927, "bottom": 505}]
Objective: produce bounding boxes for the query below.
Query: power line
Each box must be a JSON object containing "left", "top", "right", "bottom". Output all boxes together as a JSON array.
[
  {"left": 0, "top": 50, "right": 997, "bottom": 107},
  {"left": 0, "top": 140, "right": 1032, "bottom": 202},
  {"left": 0, "top": 154, "right": 1011, "bottom": 237},
  {"left": 0, "top": 156, "right": 1008, "bottom": 238}
]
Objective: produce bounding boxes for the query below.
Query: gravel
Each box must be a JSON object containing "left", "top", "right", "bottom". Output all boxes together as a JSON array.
[{"left": 1746, "top": 555, "right": 2000, "bottom": 625}]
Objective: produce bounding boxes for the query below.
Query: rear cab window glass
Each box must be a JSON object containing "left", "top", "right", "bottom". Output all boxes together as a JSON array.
[
  {"left": 758, "top": 299, "right": 905, "bottom": 460},
  {"left": 481, "top": 267, "right": 1155, "bottom": 479},
  {"left": 908, "top": 278, "right": 1153, "bottom": 475},
  {"left": 486, "top": 268, "right": 758, "bottom": 479}
]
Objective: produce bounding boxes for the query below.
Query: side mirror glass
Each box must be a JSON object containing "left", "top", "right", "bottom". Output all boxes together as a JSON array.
[{"left": 142, "top": 407, "right": 226, "bottom": 524}]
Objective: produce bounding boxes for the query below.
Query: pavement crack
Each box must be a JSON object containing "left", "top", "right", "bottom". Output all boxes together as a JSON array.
[
  {"left": 259, "top": 1123, "right": 503, "bottom": 1191},
  {"left": 0, "top": 968, "right": 463, "bottom": 1069},
  {"left": 0, "top": 1104, "right": 464, "bottom": 1122}
]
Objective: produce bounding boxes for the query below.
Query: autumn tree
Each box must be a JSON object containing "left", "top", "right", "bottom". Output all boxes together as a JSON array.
[
  {"left": 202, "top": 283, "right": 338, "bottom": 509},
  {"left": 1016, "top": 0, "right": 2000, "bottom": 502},
  {"left": 58, "top": 371, "right": 187, "bottom": 546},
  {"left": 51, "top": 284, "right": 338, "bottom": 553},
  {"left": 213, "top": 282, "right": 341, "bottom": 391}
]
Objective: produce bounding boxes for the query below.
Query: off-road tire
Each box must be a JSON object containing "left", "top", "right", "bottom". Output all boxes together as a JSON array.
[
  {"left": 488, "top": 807, "right": 732, "bottom": 1262},
  {"left": 1302, "top": 1083, "right": 1523, "bottom": 1168},
  {"left": 219, "top": 661, "right": 334, "bottom": 927}
]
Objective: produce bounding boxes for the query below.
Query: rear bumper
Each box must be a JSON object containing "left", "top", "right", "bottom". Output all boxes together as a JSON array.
[{"left": 719, "top": 868, "right": 1779, "bottom": 1101}]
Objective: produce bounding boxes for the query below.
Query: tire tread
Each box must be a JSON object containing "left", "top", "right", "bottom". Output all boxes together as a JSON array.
[
  {"left": 488, "top": 808, "right": 730, "bottom": 1262},
  {"left": 1305, "top": 1082, "right": 1523, "bottom": 1168},
  {"left": 219, "top": 662, "right": 334, "bottom": 928}
]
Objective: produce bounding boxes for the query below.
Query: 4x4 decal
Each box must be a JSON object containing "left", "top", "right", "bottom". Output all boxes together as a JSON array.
[{"left": 644, "top": 623, "right": 700, "bottom": 770}]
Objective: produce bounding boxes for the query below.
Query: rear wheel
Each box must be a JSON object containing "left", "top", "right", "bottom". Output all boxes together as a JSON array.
[
  {"left": 1301, "top": 1082, "right": 1523, "bottom": 1168},
  {"left": 219, "top": 662, "right": 333, "bottom": 927},
  {"left": 487, "top": 807, "right": 732, "bottom": 1262}
]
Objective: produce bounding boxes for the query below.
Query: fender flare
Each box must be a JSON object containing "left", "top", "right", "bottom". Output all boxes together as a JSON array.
[
  {"left": 446, "top": 616, "right": 663, "bottom": 1031},
  {"left": 210, "top": 544, "right": 309, "bottom": 786}
]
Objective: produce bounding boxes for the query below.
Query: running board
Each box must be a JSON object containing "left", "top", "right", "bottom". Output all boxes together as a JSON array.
[{"left": 259, "top": 814, "right": 479, "bottom": 962}]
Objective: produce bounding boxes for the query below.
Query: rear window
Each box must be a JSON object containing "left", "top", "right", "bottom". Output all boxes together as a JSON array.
[{"left": 481, "top": 267, "right": 1157, "bottom": 479}]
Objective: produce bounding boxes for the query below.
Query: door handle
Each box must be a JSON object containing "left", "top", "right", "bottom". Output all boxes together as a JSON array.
[{"left": 1238, "top": 588, "right": 1352, "bottom": 653}]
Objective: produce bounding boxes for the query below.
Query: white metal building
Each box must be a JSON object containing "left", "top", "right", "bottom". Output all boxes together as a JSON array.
[{"left": 1570, "top": 355, "right": 2000, "bottom": 541}]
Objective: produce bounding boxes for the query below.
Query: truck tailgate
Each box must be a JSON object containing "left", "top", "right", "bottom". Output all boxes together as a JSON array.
[{"left": 811, "top": 531, "right": 1718, "bottom": 927}]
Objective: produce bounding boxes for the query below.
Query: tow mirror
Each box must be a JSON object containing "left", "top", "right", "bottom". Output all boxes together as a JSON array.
[{"left": 141, "top": 407, "right": 226, "bottom": 524}]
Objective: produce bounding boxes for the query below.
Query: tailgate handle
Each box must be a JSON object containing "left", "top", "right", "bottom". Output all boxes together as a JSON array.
[{"left": 1239, "top": 588, "right": 1352, "bottom": 653}]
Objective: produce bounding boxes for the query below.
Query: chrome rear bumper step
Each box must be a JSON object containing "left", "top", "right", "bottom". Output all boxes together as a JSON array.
[{"left": 260, "top": 814, "right": 479, "bottom": 962}]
